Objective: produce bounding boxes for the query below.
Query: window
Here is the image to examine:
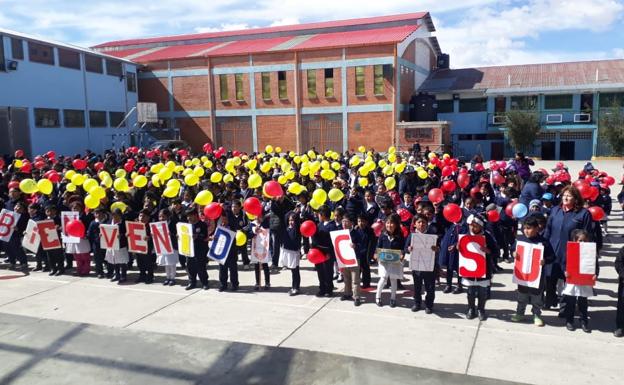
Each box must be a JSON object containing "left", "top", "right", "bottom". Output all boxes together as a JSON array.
[
  {"left": 0, "top": 37, "right": 4, "bottom": 71},
  {"left": 278, "top": 71, "right": 287, "bottom": 99},
  {"left": 89, "top": 111, "right": 107, "bottom": 127},
  {"left": 126, "top": 72, "right": 137, "bottom": 92},
  {"left": 219, "top": 74, "right": 229, "bottom": 101},
  {"left": 599, "top": 92, "right": 624, "bottom": 108},
  {"left": 63, "top": 110, "right": 85, "bottom": 128},
  {"left": 404, "top": 127, "right": 433, "bottom": 141},
  {"left": 11, "top": 38, "right": 24, "bottom": 60},
  {"left": 109, "top": 111, "right": 126, "bottom": 127},
  {"left": 324, "top": 68, "right": 334, "bottom": 98},
  {"left": 544, "top": 94, "right": 573, "bottom": 110},
  {"left": 436, "top": 99, "right": 454, "bottom": 113},
  {"left": 261, "top": 72, "right": 271, "bottom": 99},
  {"left": 459, "top": 98, "right": 487, "bottom": 112},
  {"left": 355, "top": 66, "right": 365, "bottom": 96},
  {"left": 28, "top": 42, "right": 54, "bottom": 65},
  {"left": 58, "top": 48, "right": 81, "bottom": 70},
  {"left": 34, "top": 108, "right": 60, "bottom": 127},
  {"left": 307, "top": 69, "right": 317, "bottom": 98},
  {"left": 106, "top": 60, "right": 122, "bottom": 77},
  {"left": 373, "top": 65, "right": 384, "bottom": 95},
  {"left": 85, "top": 55, "right": 103, "bottom": 73},
  {"left": 511, "top": 95, "right": 538, "bottom": 110},
  {"left": 235, "top": 73, "right": 244, "bottom": 101}
]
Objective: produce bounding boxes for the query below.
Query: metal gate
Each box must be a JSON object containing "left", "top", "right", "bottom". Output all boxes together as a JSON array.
[
  {"left": 0, "top": 107, "right": 31, "bottom": 157},
  {"left": 301, "top": 114, "right": 343, "bottom": 152},
  {"left": 215, "top": 117, "right": 253, "bottom": 153}
]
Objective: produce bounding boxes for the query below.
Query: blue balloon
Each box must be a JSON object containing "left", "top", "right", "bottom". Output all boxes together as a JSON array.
[{"left": 512, "top": 203, "right": 528, "bottom": 218}]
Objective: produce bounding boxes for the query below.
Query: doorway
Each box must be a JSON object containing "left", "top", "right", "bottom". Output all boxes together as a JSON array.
[
  {"left": 490, "top": 142, "right": 504, "bottom": 160},
  {"left": 560, "top": 141, "right": 575, "bottom": 160},
  {"left": 541, "top": 141, "right": 556, "bottom": 160}
]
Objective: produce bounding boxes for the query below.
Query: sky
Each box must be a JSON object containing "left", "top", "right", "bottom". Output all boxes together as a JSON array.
[{"left": 0, "top": 0, "right": 623, "bottom": 68}]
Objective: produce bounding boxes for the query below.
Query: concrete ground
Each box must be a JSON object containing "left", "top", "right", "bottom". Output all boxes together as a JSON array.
[{"left": 0, "top": 160, "right": 623, "bottom": 385}]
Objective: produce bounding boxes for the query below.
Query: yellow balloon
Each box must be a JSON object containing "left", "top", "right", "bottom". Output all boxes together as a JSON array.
[
  {"left": 150, "top": 163, "right": 163, "bottom": 174},
  {"left": 245, "top": 212, "right": 257, "bottom": 220},
  {"left": 359, "top": 167, "right": 370, "bottom": 177},
  {"left": 349, "top": 156, "right": 361, "bottom": 167},
  {"left": 66, "top": 183, "right": 77, "bottom": 192},
  {"left": 84, "top": 194, "right": 100, "bottom": 209},
  {"left": 115, "top": 169, "right": 126, "bottom": 178},
  {"left": 203, "top": 160, "right": 213, "bottom": 169},
  {"left": 321, "top": 160, "right": 330, "bottom": 170},
  {"left": 293, "top": 156, "right": 301, "bottom": 165},
  {"left": 265, "top": 145, "right": 274, "bottom": 153},
  {"left": 328, "top": 188, "right": 344, "bottom": 202},
  {"left": 65, "top": 170, "right": 76, "bottom": 180},
  {"left": 225, "top": 161, "right": 235, "bottom": 174},
  {"left": 383, "top": 165, "right": 394, "bottom": 176},
  {"left": 246, "top": 159, "right": 257, "bottom": 170},
  {"left": 285, "top": 170, "right": 296, "bottom": 180},
  {"left": 309, "top": 199, "right": 321, "bottom": 210},
  {"left": 15, "top": 159, "right": 23, "bottom": 168},
  {"left": 167, "top": 179, "right": 181, "bottom": 190},
  {"left": 288, "top": 182, "right": 301, "bottom": 195},
  {"left": 235, "top": 230, "right": 247, "bottom": 246},
  {"left": 192, "top": 158, "right": 201, "bottom": 166},
  {"left": 71, "top": 174, "right": 86, "bottom": 186},
  {"left": 184, "top": 159, "right": 193, "bottom": 167},
  {"left": 331, "top": 161, "right": 341, "bottom": 171},
  {"left": 98, "top": 171, "right": 111, "bottom": 181},
  {"left": 163, "top": 186, "right": 178, "bottom": 198},
  {"left": 223, "top": 174, "right": 234, "bottom": 183},
  {"left": 275, "top": 146, "right": 282, "bottom": 153},
  {"left": 248, "top": 174, "right": 262, "bottom": 189},
  {"left": 232, "top": 157, "right": 242, "bottom": 166},
  {"left": 260, "top": 162, "right": 271, "bottom": 173},
  {"left": 378, "top": 159, "right": 387, "bottom": 168},
  {"left": 278, "top": 175, "right": 288, "bottom": 185},
  {"left": 388, "top": 146, "right": 396, "bottom": 154},
  {"left": 174, "top": 165, "right": 185, "bottom": 174},
  {"left": 358, "top": 146, "right": 366, "bottom": 153},
  {"left": 388, "top": 153, "right": 397, "bottom": 163},
  {"left": 151, "top": 174, "right": 160, "bottom": 188},
  {"left": 312, "top": 189, "right": 327, "bottom": 205},
  {"left": 82, "top": 178, "right": 98, "bottom": 192},
  {"left": 193, "top": 166, "right": 205, "bottom": 177},
  {"left": 113, "top": 178, "right": 129, "bottom": 192},
  {"left": 320, "top": 169, "right": 335, "bottom": 180},
  {"left": 19, "top": 179, "right": 38, "bottom": 194},
  {"left": 300, "top": 166, "right": 310, "bottom": 176},
  {"left": 158, "top": 168, "right": 173, "bottom": 182},
  {"left": 133, "top": 175, "right": 148, "bottom": 188},
  {"left": 37, "top": 179, "right": 53, "bottom": 195},
  {"left": 165, "top": 161, "right": 176, "bottom": 170},
  {"left": 428, "top": 152, "right": 437, "bottom": 159},
  {"left": 394, "top": 162, "right": 406, "bottom": 174},
  {"left": 418, "top": 170, "right": 428, "bottom": 179},
  {"left": 110, "top": 201, "right": 127, "bottom": 213},
  {"left": 184, "top": 174, "right": 199, "bottom": 186},
  {"left": 307, "top": 150, "right": 316, "bottom": 159},
  {"left": 91, "top": 186, "right": 106, "bottom": 200},
  {"left": 384, "top": 177, "right": 396, "bottom": 190},
  {"left": 358, "top": 177, "right": 368, "bottom": 187},
  {"left": 194, "top": 190, "right": 214, "bottom": 205}
]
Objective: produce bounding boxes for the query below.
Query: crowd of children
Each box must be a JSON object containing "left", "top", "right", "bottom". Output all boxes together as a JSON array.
[{"left": 1, "top": 148, "right": 623, "bottom": 338}]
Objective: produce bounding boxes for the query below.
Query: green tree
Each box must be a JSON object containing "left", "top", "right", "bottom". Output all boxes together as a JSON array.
[
  {"left": 599, "top": 103, "right": 624, "bottom": 155},
  {"left": 505, "top": 110, "right": 540, "bottom": 153}
]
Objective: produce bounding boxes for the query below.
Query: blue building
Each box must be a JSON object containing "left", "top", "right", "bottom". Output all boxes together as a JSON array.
[
  {"left": 0, "top": 28, "right": 139, "bottom": 156},
  {"left": 419, "top": 59, "right": 624, "bottom": 160}
]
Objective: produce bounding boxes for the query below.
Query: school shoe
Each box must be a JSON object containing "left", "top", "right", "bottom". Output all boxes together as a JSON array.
[
  {"left": 254, "top": 284, "right": 260, "bottom": 291},
  {"left": 202, "top": 284, "right": 210, "bottom": 290},
  {"left": 340, "top": 295, "right": 353, "bottom": 301},
  {"left": 354, "top": 298, "right": 362, "bottom": 307},
  {"left": 55, "top": 270, "right": 64, "bottom": 276},
  {"left": 324, "top": 292, "right": 333, "bottom": 298},
  {"left": 443, "top": 285, "right": 452, "bottom": 294},
  {"left": 185, "top": 283, "right": 197, "bottom": 290},
  {"left": 263, "top": 284, "right": 270, "bottom": 291},
  {"left": 510, "top": 314, "right": 524, "bottom": 322},
  {"left": 163, "top": 280, "right": 170, "bottom": 286},
  {"left": 614, "top": 329, "right": 623, "bottom": 338},
  {"left": 390, "top": 300, "right": 397, "bottom": 308},
  {"left": 425, "top": 307, "right": 433, "bottom": 314},
  {"left": 168, "top": 280, "right": 176, "bottom": 286},
  {"left": 316, "top": 291, "right": 325, "bottom": 298},
  {"left": 289, "top": 289, "right": 300, "bottom": 296},
  {"left": 111, "top": 275, "right": 119, "bottom": 282},
  {"left": 49, "top": 270, "right": 58, "bottom": 276},
  {"left": 411, "top": 303, "right": 421, "bottom": 312},
  {"left": 376, "top": 299, "right": 383, "bottom": 307},
  {"left": 478, "top": 310, "right": 487, "bottom": 321},
  {"left": 231, "top": 285, "right": 239, "bottom": 291},
  {"left": 337, "top": 275, "right": 344, "bottom": 283},
  {"left": 97, "top": 274, "right": 105, "bottom": 279},
  {"left": 466, "top": 308, "right": 477, "bottom": 320},
  {"left": 452, "top": 286, "right": 463, "bottom": 294},
  {"left": 581, "top": 321, "right": 591, "bottom": 333},
  {"left": 565, "top": 322, "right": 576, "bottom": 331},
  {"left": 135, "top": 276, "right": 145, "bottom": 283},
  {"left": 33, "top": 265, "right": 42, "bottom": 272},
  {"left": 533, "top": 315, "right": 545, "bottom": 327},
  {"left": 219, "top": 286, "right": 226, "bottom": 292}
]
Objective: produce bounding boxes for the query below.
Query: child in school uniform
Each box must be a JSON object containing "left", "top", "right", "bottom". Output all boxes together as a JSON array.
[
  {"left": 311, "top": 205, "right": 336, "bottom": 297},
  {"left": 87, "top": 208, "right": 111, "bottom": 279},
  {"left": 615, "top": 246, "right": 624, "bottom": 338},
  {"left": 374, "top": 213, "right": 405, "bottom": 308},
  {"left": 7, "top": 201, "right": 29, "bottom": 271},
  {"left": 406, "top": 214, "right": 439, "bottom": 313},
  {"left": 340, "top": 214, "right": 364, "bottom": 306},
  {"left": 462, "top": 213, "right": 497, "bottom": 321},
  {"left": 510, "top": 215, "right": 555, "bottom": 327},
  {"left": 216, "top": 209, "right": 239, "bottom": 292},
  {"left": 279, "top": 213, "right": 300, "bottom": 295},
  {"left": 186, "top": 208, "right": 209, "bottom": 290},
  {"left": 355, "top": 214, "right": 372, "bottom": 289},
  {"left": 248, "top": 214, "right": 271, "bottom": 291},
  {"left": 28, "top": 203, "right": 49, "bottom": 272},
  {"left": 106, "top": 209, "right": 129, "bottom": 284},
  {"left": 45, "top": 204, "right": 65, "bottom": 276},
  {"left": 157, "top": 209, "right": 179, "bottom": 286},
  {"left": 65, "top": 201, "right": 92, "bottom": 276},
  {"left": 134, "top": 209, "right": 156, "bottom": 284},
  {"left": 562, "top": 229, "right": 597, "bottom": 333}
]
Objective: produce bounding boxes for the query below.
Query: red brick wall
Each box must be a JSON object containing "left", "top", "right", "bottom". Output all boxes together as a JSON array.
[
  {"left": 172, "top": 76, "right": 210, "bottom": 111},
  {"left": 253, "top": 52, "right": 295, "bottom": 65},
  {"left": 346, "top": 65, "right": 393, "bottom": 106},
  {"left": 138, "top": 78, "right": 169, "bottom": 112},
  {"left": 346, "top": 45, "right": 394, "bottom": 59},
  {"left": 347, "top": 111, "right": 393, "bottom": 151},
  {"left": 257, "top": 115, "right": 297, "bottom": 151},
  {"left": 300, "top": 68, "right": 342, "bottom": 107},
  {"left": 401, "top": 41, "right": 416, "bottom": 63},
  {"left": 254, "top": 71, "right": 296, "bottom": 109},
  {"left": 299, "top": 49, "right": 342, "bottom": 63},
  {"left": 213, "top": 73, "right": 252, "bottom": 110},
  {"left": 177, "top": 117, "right": 213, "bottom": 151},
  {"left": 170, "top": 58, "right": 208, "bottom": 70},
  {"left": 211, "top": 56, "right": 249, "bottom": 68}
]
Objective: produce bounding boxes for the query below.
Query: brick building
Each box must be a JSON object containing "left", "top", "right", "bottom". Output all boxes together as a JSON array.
[{"left": 95, "top": 12, "right": 441, "bottom": 153}]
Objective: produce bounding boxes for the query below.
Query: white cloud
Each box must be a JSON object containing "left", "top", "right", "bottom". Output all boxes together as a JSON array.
[{"left": 614, "top": 48, "right": 624, "bottom": 58}]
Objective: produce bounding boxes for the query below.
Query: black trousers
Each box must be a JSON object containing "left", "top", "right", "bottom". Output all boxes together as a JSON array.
[
  {"left": 114, "top": 264, "right": 128, "bottom": 279},
  {"left": 617, "top": 279, "right": 624, "bottom": 330},
  {"left": 254, "top": 263, "right": 270, "bottom": 285},
  {"left": 136, "top": 253, "right": 156, "bottom": 279},
  {"left": 219, "top": 256, "right": 239, "bottom": 288},
  {"left": 501, "top": 226, "right": 515, "bottom": 260},
  {"left": 35, "top": 247, "right": 48, "bottom": 269},
  {"left": 47, "top": 249, "right": 65, "bottom": 272},
  {"left": 358, "top": 256, "right": 371, "bottom": 287},
  {"left": 564, "top": 295, "right": 588, "bottom": 323},
  {"left": 270, "top": 230, "right": 283, "bottom": 267},
  {"left": 237, "top": 245, "right": 250, "bottom": 266},
  {"left": 412, "top": 270, "right": 435, "bottom": 308},
  {"left": 187, "top": 254, "right": 208, "bottom": 285},
  {"left": 467, "top": 285, "right": 488, "bottom": 311},
  {"left": 315, "top": 259, "right": 333, "bottom": 294},
  {"left": 179, "top": 255, "right": 186, "bottom": 268},
  {"left": 93, "top": 250, "right": 111, "bottom": 276},
  {"left": 65, "top": 253, "right": 73, "bottom": 269},
  {"left": 6, "top": 237, "right": 27, "bottom": 265},
  {"left": 291, "top": 267, "right": 301, "bottom": 290},
  {"left": 545, "top": 264, "right": 565, "bottom": 308}
]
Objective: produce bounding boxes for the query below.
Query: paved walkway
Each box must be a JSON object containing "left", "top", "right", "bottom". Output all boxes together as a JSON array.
[{"left": 0, "top": 160, "right": 623, "bottom": 384}]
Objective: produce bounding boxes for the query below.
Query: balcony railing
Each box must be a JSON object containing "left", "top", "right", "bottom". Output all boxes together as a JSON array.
[{"left": 487, "top": 109, "right": 597, "bottom": 127}]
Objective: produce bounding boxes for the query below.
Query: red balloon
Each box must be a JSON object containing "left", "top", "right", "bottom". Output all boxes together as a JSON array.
[
  {"left": 232, "top": 150, "right": 241, "bottom": 157},
  {"left": 94, "top": 162, "right": 104, "bottom": 171},
  {"left": 505, "top": 202, "right": 516, "bottom": 217},
  {"left": 441, "top": 180, "right": 456, "bottom": 192},
  {"left": 14, "top": 149, "right": 24, "bottom": 158},
  {"left": 397, "top": 208, "right": 412, "bottom": 222},
  {"left": 589, "top": 186, "right": 599, "bottom": 202},
  {"left": 203, "top": 143, "right": 213, "bottom": 153},
  {"left": 545, "top": 176, "right": 555, "bottom": 185},
  {"left": 300, "top": 220, "right": 317, "bottom": 237},
  {"left": 66, "top": 219, "right": 85, "bottom": 238},
  {"left": 457, "top": 173, "right": 470, "bottom": 189},
  {"left": 44, "top": 170, "right": 61, "bottom": 183},
  {"left": 8, "top": 181, "right": 20, "bottom": 190},
  {"left": 34, "top": 160, "right": 46, "bottom": 170},
  {"left": 72, "top": 159, "right": 87, "bottom": 170},
  {"left": 428, "top": 188, "right": 444, "bottom": 204},
  {"left": 264, "top": 181, "right": 284, "bottom": 198},
  {"left": 487, "top": 210, "right": 500, "bottom": 222},
  {"left": 307, "top": 248, "right": 328, "bottom": 265},
  {"left": 474, "top": 163, "right": 484, "bottom": 172},
  {"left": 46, "top": 151, "right": 56, "bottom": 159},
  {"left": 203, "top": 203, "right": 222, "bottom": 220},
  {"left": 20, "top": 162, "right": 32, "bottom": 173},
  {"left": 604, "top": 176, "right": 615, "bottom": 186},
  {"left": 146, "top": 151, "right": 155, "bottom": 159},
  {"left": 492, "top": 173, "right": 505, "bottom": 185},
  {"left": 162, "top": 151, "right": 171, "bottom": 160},
  {"left": 243, "top": 197, "right": 263, "bottom": 217},
  {"left": 443, "top": 203, "right": 462, "bottom": 223},
  {"left": 0, "top": 158, "right": 4, "bottom": 169},
  {"left": 401, "top": 224, "right": 409, "bottom": 238},
  {"left": 588, "top": 206, "right": 605, "bottom": 221},
  {"left": 372, "top": 221, "right": 384, "bottom": 237},
  {"left": 577, "top": 183, "right": 592, "bottom": 200},
  {"left": 441, "top": 166, "right": 453, "bottom": 177},
  {"left": 124, "top": 162, "right": 134, "bottom": 173},
  {"left": 138, "top": 166, "right": 147, "bottom": 174},
  {"left": 470, "top": 186, "right": 481, "bottom": 198}
]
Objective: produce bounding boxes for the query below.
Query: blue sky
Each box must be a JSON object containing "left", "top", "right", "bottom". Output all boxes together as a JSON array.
[{"left": 0, "top": 0, "right": 622, "bottom": 68}]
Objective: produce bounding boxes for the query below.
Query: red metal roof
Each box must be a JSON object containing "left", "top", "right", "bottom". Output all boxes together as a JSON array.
[
  {"left": 294, "top": 25, "right": 419, "bottom": 50},
  {"left": 206, "top": 37, "right": 293, "bottom": 56},
  {"left": 420, "top": 59, "right": 624, "bottom": 91},
  {"left": 90, "top": 47, "right": 145, "bottom": 60},
  {"left": 94, "top": 12, "right": 429, "bottom": 49},
  {"left": 132, "top": 42, "right": 221, "bottom": 62}
]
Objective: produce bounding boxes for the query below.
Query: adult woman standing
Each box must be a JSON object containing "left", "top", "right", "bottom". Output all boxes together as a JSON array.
[{"left": 543, "top": 186, "right": 592, "bottom": 309}]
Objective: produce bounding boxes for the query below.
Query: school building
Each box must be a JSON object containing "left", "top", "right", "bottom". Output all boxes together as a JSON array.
[
  {"left": 419, "top": 59, "right": 624, "bottom": 160},
  {"left": 0, "top": 28, "right": 139, "bottom": 156},
  {"left": 94, "top": 12, "right": 443, "bottom": 153}
]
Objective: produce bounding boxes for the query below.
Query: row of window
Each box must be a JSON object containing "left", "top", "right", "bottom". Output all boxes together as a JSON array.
[
  {"left": 34, "top": 108, "right": 126, "bottom": 128},
  {"left": 1, "top": 35, "right": 137, "bottom": 92},
  {"left": 217, "top": 64, "right": 393, "bottom": 102},
  {"left": 438, "top": 93, "right": 624, "bottom": 113}
]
